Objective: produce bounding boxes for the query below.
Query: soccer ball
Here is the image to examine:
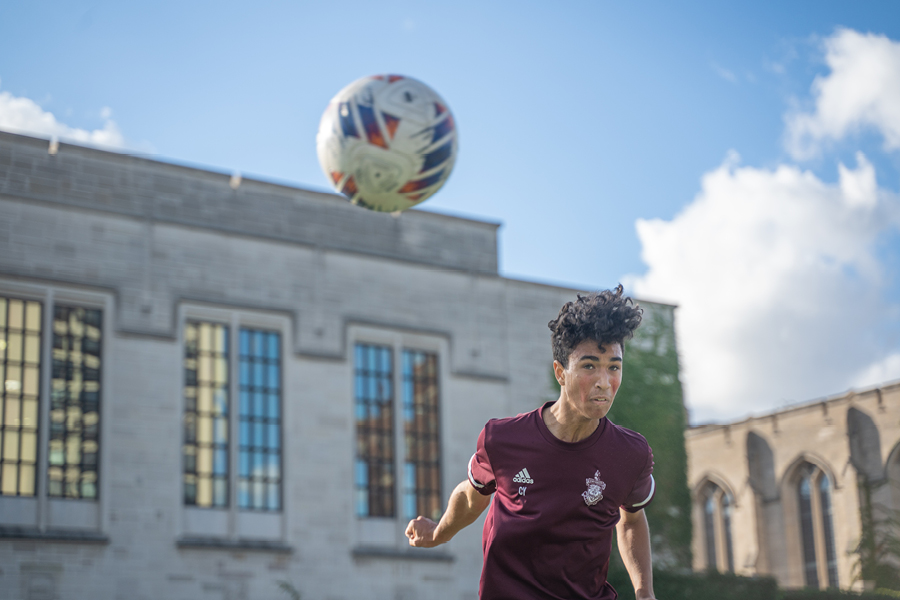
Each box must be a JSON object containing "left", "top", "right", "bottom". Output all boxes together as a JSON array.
[{"left": 316, "top": 74, "right": 458, "bottom": 213}]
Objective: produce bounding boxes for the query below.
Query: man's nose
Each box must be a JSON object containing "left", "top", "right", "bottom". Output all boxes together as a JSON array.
[{"left": 595, "top": 372, "right": 610, "bottom": 389}]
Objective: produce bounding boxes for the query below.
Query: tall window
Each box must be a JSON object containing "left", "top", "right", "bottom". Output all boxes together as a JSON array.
[
  {"left": 704, "top": 493, "right": 717, "bottom": 569},
  {"left": 354, "top": 344, "right": 395, "bottom": 517},
  {"left": 402, "top": 350, "right": 441, "bottom": 522},
  {"left": 799, "top": 475, "right": 817, "bottom": 586},
  {"left": 1, "top": 298, "right": 42, "bottom": 496},
  {"left": 238, "top": 328, "right": 281, "bottom": 511},
  {"left": 183, "top": 322, "right": 282, "bottom": 511},
  {"left": 700, "top": 481, "right": 735, "bottom": 572},
  {"left": 49, "top": 306, "right": 102, "bottom": 499},
  {"left": 183, "top": 322, "right": 229, "bottom": 508},
  {"left": 354, "top": 342, "right": 442, "bottom": 523},
  {"left": 797, "top": 463, "right": 839, "bottom": 588}
]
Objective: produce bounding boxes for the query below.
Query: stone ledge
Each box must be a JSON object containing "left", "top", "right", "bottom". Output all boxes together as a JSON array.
[
  {"left": 176, "top": 537, "right": 293, "bottom": 553},
  {"left": 0, "top": 527, "right": 109, "bottom": 543},
  {"left": 351, "top": 546, "right": 454, "bottom": 562},
  {"left": 0, "top": 130, "right": 501, "bottom": 276}
]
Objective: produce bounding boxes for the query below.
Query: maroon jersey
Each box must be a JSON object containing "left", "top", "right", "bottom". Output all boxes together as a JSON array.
[{"left": 467, "top": 401, "right": 655, "bottom": 600}]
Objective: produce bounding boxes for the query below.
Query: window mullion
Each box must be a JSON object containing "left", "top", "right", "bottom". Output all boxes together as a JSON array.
[
  {"left": 811, "top": 473, "right": 828, "bottom": 589},
  {"left": 393, "top": 338, "right": 404, "bottom": 533},
  {"left": 37, "top": 290, "right": 53, "bottom": 531},
  {"left": 229, "top": 315, "right": 240, "bottom": 535},
  {"left": 713, "top": 488, "right": 725, "bottom": 572}
]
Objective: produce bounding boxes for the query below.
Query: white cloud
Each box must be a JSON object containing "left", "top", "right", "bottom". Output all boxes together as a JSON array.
[
  {"left": 786, "top": 28, "right": 900, "bottom": 159},
  {"left": 854, "top": 352, "right": 900, "bottom": 389},
  {"left": 0, "top": 83, "right": 125, "bottom": 149},
  {"left": 627, "top": 152, "right": 900, "bottom": 423},
  {"left": 711, "top": 62, "right": 737, "bottom": 84},
  {"left": 627, "top": 27, "right": 900, "bottom": 423}
]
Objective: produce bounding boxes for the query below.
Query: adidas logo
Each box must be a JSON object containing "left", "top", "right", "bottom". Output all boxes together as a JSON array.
[{"left": 512, "top": 468, "right": 534, "bottom": 485}]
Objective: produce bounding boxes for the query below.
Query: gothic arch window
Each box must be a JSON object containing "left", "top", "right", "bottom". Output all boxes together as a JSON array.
[
  {"left": 796, "top": 463, "right": 839, "bottom": 588},
  {"left": 700, "top": 480, "right": 735, "bottom": 572}
]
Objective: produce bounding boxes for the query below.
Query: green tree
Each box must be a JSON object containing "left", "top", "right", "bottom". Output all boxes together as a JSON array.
[{"left": 853, "top": 477, "right": 900, "bottom": 593}]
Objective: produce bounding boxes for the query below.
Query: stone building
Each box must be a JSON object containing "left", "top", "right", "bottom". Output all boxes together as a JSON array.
[
  {"left": 0, "top": 131, "right": 680, "bottom": 600},
  {"left": 686, "top": 379, "right": 900, "bottom": 590}
]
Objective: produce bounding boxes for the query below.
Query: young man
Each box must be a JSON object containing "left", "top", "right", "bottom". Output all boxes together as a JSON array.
[{"left": 406, "top": 285, "right": 657, "bottom": 600}]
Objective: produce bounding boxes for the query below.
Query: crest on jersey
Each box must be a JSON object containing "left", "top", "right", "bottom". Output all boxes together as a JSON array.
[{"left": 582, "top": 470, "right": 606, "bottom": 506}]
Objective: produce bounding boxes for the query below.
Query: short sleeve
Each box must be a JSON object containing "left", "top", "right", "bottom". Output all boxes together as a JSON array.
[
  {"left": 621, "top": 446, "right": 655, "bottom": 513},
  {"left": 468, "top": 426, "right": 496, "bottom": 496}
]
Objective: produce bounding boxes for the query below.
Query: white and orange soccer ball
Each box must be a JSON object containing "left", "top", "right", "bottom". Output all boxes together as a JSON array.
[{"left": 316, "top": 74, "right": 458, "bottom": 213}]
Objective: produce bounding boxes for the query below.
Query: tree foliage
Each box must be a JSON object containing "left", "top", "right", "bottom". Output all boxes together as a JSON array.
[
  {"left": 853, "top": 477, "right": 900, "bottom": 592},
  {"left": 612, "top": 309, "right": 693, "bottom": 569}
]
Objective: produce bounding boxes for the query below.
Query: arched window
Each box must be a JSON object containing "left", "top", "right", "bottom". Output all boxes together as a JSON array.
[
  {"left": 796, "top": 463, "right": 839, "bottom": 588},
  {"left": 700, "top": 481, "right": 735, "bottom": 572}
]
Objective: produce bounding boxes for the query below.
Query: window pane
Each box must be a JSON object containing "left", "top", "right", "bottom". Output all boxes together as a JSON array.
[
  {"left": 402, "top": 350, "right": 442, "bottom": 521},
  {"left": 184, "top": 321, "right": 229, "bottom": 508},
  {"left": 819, "top": 475, "right": 839, "bottom": 588},
  {"left": 267, "top": 483, "right": 279, "bottom": 510},
  {"left": 1, "top": 297, "right": 42, "bottom": 497},
  {"left": 722, "top": 493, "right": 735, "bottom": 572},
  {"left": 239, "top": 330, "right": 250, "bottom": 357},
  {"left": 237, "top": 328, "right": 282, "bottom": 511},
  {"left": 704, "top": 492, "right": 717, "bottom": 570},
  {"left": 355, "top": 344, "right": 394, "bottom": 517},
  {"left": 798, "top": 469, "right": 819, "bottom": 587},
  {"left": 267, "top": 334, "right": 279, "bottom": 360}
]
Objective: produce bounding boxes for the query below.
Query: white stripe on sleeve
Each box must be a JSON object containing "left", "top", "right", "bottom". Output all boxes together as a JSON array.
[
  {"left": 631, "top": 475, "right": 655, "bottom": 508},
  {"left": 467, "top": 453, "right": 485, "bottom": 489}
]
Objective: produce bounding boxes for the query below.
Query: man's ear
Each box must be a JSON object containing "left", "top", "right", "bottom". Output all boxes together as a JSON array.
[{"left": 553, "top": 360, "right": 565, "bottom": 387}]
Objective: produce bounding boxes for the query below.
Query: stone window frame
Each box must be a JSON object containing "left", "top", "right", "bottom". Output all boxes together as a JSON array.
[
  {"left": 176, "top": 303, "right": 290, "bottom": 549},
  {"left": 0, "top": 279, "right": 111, "bottom": 540},
  {"left": 782, "top": 456, "right": 840, "bottom": 589},
  {"left": 695, "top": 475, "right": 736, "bottom": 573},
  {"left": 348, "top": 324, "right": 450, "bottom": 556}
]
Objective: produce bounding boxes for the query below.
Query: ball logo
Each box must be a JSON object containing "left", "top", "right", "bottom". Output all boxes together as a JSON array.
[
  {"left": 317, "top": 74, "right": 458, "bottom": 213},
  {"left": 582, "top": 470, "right": 606, "bottom": 506}
]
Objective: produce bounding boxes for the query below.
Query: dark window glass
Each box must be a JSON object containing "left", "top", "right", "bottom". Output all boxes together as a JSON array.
[
  {"left": 704, "top": 492, "right": 717, "bottom": 570},
  {"left": 183, "top": 322, "right": 229, "bottom": 508},
  {"left": 819, "top": 475, "right": 839, "bottom": 587},
  {"left": 722, "top": 492, "right": 735, "bottom": 572},
  {"left": 799, "top": 471, "right": 819, "bottom": 587},
  {"left": 0, "top": 298, "right": 42, "bottom": 497},
  {"left": 402, "top": 350, "right": 441, "bottom": 521},
  {"left": 237, "top": 328, "right": 281, "bottom": 511},
  {"left": 48, "top": 306, "right": 101, "bottom": 499},
  {"left": 354, "top": 344, "right": 394, "bottom": 517}
]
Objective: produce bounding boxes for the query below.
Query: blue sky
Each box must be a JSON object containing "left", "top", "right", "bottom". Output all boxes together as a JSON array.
[{"left": 2, "top": 1, "right": 900, "bottom": 422}]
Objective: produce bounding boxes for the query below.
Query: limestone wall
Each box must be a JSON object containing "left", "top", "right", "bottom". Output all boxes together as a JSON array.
[{"left": 687, "top": 382, "right": 900, "bottom": 590}]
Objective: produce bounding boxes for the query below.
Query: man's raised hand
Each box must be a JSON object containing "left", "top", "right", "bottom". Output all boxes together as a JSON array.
[{"left": 405, "top": 516, "right": 442, "bottom": 547}]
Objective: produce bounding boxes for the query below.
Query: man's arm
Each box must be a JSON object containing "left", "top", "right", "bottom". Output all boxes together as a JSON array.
[
  {"left": 405, "top": 479, "right": 491, "bottom": 547},
  {"left": 616, "top": 507, "right": 656, "bottom": 600}
]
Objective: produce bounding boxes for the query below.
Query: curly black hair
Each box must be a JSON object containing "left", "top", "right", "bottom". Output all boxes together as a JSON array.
[{"left": 548, "top": 284, "right": 643, "bottom": 367}]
